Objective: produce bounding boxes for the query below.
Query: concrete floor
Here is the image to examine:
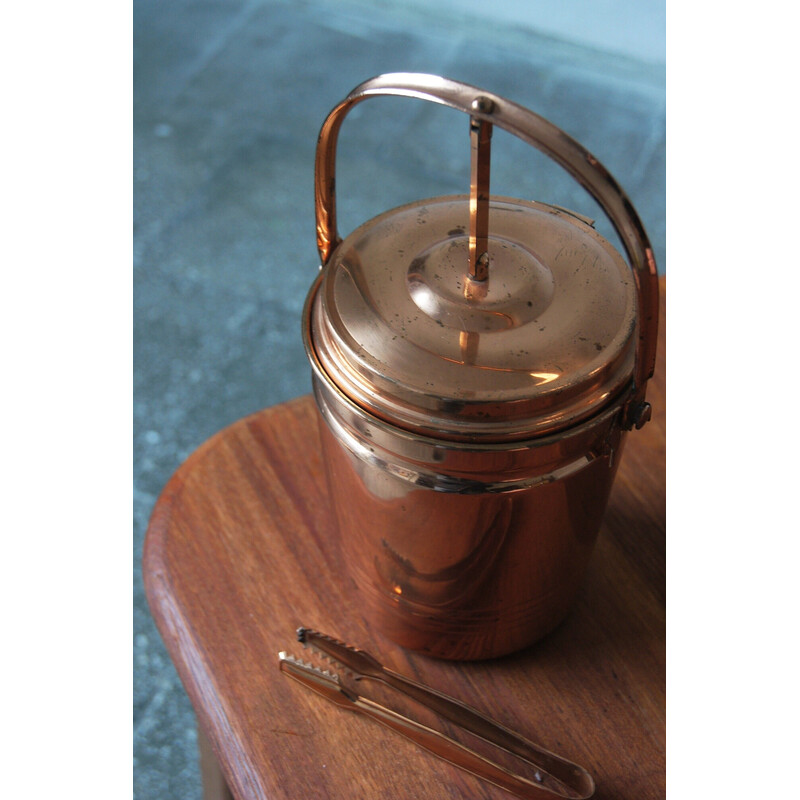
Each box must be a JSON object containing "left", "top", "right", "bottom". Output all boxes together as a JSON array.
[{"left": 133, "top": 1, "right": 665, "bottom": 797}]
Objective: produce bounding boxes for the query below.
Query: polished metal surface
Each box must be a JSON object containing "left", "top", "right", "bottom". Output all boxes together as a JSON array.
[
  {"left": 313, "top": 73, "right": 659, "bottom": 423},
  {"left": 304, "top": 73, "right": 658, "bottom": 660},
  {"left": 280, "top": 629, "right": 595, "bottom": 798},
  {"left": 312, "top": 371, "right": 625, "bottom": 659},
  {"left": 468, "top": 99, "right": 492, "bottom": 282},
  {"left": 308, "top": 197, "right": 636, "bottom": 441}
]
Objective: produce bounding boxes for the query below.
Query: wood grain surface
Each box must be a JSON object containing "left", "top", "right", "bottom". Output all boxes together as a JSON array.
[{"left": 144, "top": 278, "right": 665, "bottom": 800}]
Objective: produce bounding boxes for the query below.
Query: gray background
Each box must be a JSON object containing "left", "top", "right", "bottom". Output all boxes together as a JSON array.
[{"left": 133, "top": 1, "right": 665, "bottom": 796}]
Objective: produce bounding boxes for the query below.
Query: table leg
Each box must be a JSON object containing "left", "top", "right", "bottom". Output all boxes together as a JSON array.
[{"left": 197, "top": 723, "right": 235, "bottom": 800}]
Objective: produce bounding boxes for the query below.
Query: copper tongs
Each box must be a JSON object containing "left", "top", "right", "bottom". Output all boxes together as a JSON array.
[{"left": 278, "top": 628, "right": 594, "bottom": 799}]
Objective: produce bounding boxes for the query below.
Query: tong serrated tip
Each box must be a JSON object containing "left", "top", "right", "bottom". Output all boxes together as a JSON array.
[
  {"left": 278, "top": 648, "right": 360, "bottom": 709},
  {"left": 295, "top": 627, "right": 383, "bottom": 679}
]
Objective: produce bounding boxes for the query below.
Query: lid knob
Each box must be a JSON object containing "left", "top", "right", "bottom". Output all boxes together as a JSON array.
[{"left": 468, "top": 96, "right": 494, "bottom": 284}]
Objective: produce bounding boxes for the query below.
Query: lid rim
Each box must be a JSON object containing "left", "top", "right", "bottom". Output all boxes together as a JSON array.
[
  {"left": 306, "top": 319, "right": 635, "bottom": 444},
  {"left": 307, "top": 195, "right": 637, "bottom": 440}
]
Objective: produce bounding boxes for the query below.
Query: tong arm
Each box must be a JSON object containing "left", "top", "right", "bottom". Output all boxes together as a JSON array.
[
  {"left": 279, "top": 652, "right": 586, "bottom": 799},
  {"left": 299, "top": 629, "right": 593, "bottom": 798},
  {"left": 279, "top": 631, "right": 594, "bottom": 800}
]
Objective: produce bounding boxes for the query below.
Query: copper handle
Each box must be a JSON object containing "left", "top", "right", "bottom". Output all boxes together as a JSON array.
[{"left": 314, "top": 72, "right": 659, "bottom": 425}]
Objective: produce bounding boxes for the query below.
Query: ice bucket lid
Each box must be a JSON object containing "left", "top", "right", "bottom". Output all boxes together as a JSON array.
[
  {"left": 304, "top": 74, "right": 659, "bottom": 442},
  {"left": 309, "top": 194, "right": 636, "bottom": 441}
]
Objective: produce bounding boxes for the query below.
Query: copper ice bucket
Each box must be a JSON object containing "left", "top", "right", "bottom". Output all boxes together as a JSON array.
[{"left": 302, "top": 74, "right": 659, "bottom": 660}]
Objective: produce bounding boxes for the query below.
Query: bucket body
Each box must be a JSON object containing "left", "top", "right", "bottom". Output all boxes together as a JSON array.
[{"left": 312, "top": 370, "right": 626, "bottom": 660}]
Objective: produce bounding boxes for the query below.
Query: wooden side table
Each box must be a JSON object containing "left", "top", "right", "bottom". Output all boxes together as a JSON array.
[{"left": 144, "top": 280, "right": 665, "bottom": 800}]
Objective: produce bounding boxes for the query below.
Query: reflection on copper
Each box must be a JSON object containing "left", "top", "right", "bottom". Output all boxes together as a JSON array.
[
  {"left": 468, "top": 108, "right": 492, "bottom": 282},
  {"left": 434, "top": 355, "right": 561, "bottom": 384},
  {"left": 459, "top": 330, "right": 479, "bottom": 365},
  {"left": 529, "top": 371, "right": 560, "bottom": 384},
  {"left": 463, "top": 272, "right": 489, "bottom": 303}
]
